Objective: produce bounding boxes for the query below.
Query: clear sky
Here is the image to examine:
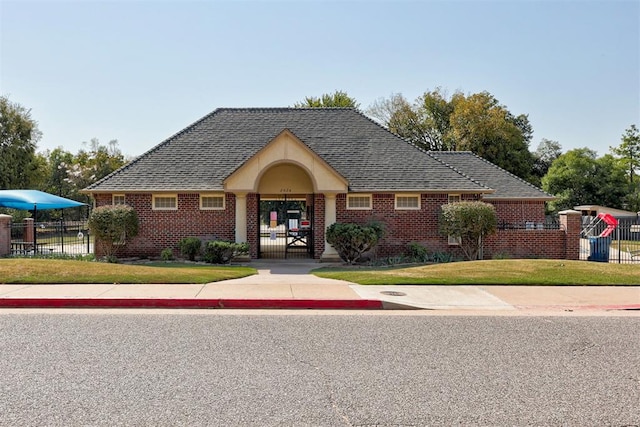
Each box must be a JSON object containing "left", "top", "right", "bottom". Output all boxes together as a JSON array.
[{"left": 1, "top": 0, "right": 638, "bottom": 159}]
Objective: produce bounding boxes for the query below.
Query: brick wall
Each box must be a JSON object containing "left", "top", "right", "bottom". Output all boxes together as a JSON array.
[
  {"left": 336, "top": 193, "right": 451, "bottom": 257},
  {"left": 485, "top": 229, "right": 566, "bottom": 259},
  {"left": 489, "top": 199, "right": 546, "bottom": 224},
  {"left": 333, "top": 193, "right": 572, "bottom": 260},
  {"left": 94, "top": 193, "right": 236, "bottom": 258},
  {"left": 92, "top": 191, "right": 577, "bottom": 261}
]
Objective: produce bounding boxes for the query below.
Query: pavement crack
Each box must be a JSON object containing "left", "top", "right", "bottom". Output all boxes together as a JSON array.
[{"left": 193, "top": 283, "right": 207, "bottom": 299}]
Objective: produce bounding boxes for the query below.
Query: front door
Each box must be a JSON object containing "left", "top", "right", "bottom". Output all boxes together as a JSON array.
[{"left": 258, "top": 196, "right": 313, "bottom": 259}]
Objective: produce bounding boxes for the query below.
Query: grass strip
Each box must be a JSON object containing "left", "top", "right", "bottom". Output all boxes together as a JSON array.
[
  {"left": 313, "top": 259, "right": 640, "bottom": 285},
  {"left": 0, "top": 259, "right": 256, "bottom": 284}
]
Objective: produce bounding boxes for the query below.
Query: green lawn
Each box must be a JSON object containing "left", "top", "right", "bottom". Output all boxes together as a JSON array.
[
  {"left": 0, "top": 259, "right": 256, "bottom": 284},
  {"left": 313, "top": 259, "right": 640, "bottom": 285}
]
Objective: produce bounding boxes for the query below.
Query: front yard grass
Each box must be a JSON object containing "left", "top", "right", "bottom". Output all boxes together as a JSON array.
[
  {"left": 313, "top": 259, "right": 640, "bottom": 285},
  {"left": 0, "top": 259, "right": 256, "bottom": 284}
]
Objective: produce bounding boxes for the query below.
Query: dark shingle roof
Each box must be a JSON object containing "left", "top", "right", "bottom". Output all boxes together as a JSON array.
[
  {"left": 427, "top": 151, "right": 554, "bottom": 200},
  {"left": 86, "top": 108, "right": 490, "bottom": 193}
]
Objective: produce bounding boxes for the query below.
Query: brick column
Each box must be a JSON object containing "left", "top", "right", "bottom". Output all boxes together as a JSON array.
[
  {"left": 24, "top": 218, "right": 34, "bottom": 243},
  {"left": 0, "top": 215, "right": 11, "bottom": 256},
  {"left": 559, "top": 209, "right": 581, "bottom": 260},
  {"left": 246, "top": 193, "right": 258, "bottom": 259}
]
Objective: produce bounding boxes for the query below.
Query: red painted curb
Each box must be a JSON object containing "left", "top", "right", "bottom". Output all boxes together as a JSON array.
[{"left": 0, "top": 298, "right": 384, "bottom": 310}]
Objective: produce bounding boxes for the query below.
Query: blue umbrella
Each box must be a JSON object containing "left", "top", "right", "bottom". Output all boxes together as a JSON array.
[
  {"left": 0, "top": 189, "right": 86, "bottom": 210},
  {"left": 0, "top": 190, "right": 87, "bottom": 251}
]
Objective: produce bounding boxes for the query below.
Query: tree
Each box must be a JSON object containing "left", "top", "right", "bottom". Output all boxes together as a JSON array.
[
  {"left": 531, "top": 139, "right": 562, "bottom": 186},
  {"left": 0, "top": 96, "right": 42, "bottom": 189},
  {"left": 542, "top": 148, "right": 627, "bottom": 212},
  {"left": 294, "top": 90, "right": 360, "bottom": 109},
  {"left": 368, "top": 88, "right": 457, "bottom": 151},
  {"left": 88, "top": 204, "right": 139, "bottom": 261},
  {"left": 439, "top": 201, "right": 497, "bottom": 261},
  {"left": 367, "top": 89, "right": 535, "bottom": 180},
  {"left": 611, "top": 124, "right": 640, "bottom": 184},
  {"left": 58, "top": 138, "right": 126, "bottom": 202},
  {"left": 449, "top": 92, "right": 534, "bottom": 179},
  {"left": 610, "top": 124, "right": 640, "bottom": 212}
]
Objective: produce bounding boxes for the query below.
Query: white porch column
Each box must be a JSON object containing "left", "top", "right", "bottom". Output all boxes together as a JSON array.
[
  {"left": 321, "top": 193, "right": 341, "bottom": 262},
  {"left": 234, "top": 192, "right": 247, "bottom": 243}
]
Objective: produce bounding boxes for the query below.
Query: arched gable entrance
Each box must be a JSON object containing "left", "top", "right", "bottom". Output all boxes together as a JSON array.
[
  {"left": 257, "top": 163, "right": 315, "bottom": 258},
  {"left": 223, "top": 129, "right": 348, "bottom": 260}
]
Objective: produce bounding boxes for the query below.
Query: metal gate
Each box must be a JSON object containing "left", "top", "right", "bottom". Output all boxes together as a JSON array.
[
  {"left": 580, "top": 214, "right": 640, "bottom": 263},
  {"left": 258, "top": 195, "right": 313, "bottom": 259}
]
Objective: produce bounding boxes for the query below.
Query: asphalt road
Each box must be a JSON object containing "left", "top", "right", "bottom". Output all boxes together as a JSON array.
[{"left": 0, "top": 311, "right": 638, "bottom": 426}]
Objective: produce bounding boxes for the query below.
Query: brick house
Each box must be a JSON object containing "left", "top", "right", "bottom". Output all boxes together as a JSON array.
[{"left": 84, "top": 108, "right": 574, "bottom": 261}]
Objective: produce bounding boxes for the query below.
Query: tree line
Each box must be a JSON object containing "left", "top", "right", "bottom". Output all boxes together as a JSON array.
[
  {"left": 1, "top": 96, "right": 127, "bottom": 220},
  {"left": 296, "top": 90, "right": 640, "bottom": 213},
  {"left": 2, "top": 92, "right": 639, "bottom": 218}
]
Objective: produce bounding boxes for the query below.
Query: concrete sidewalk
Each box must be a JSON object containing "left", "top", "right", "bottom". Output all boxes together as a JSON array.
[{"left": 0, "top": 260, "right": 639, "bottom": 311}]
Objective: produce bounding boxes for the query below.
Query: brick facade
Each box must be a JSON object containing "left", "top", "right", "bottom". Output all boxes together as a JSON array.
[
  {"left": 335, "top": 193, "right": 480, "bottom": 258},
  {"left": 93, "top": 191, "right": 579, "bottom": 261},
  {"left": 94, "top": 193, "right": 236, "bottom": 258}
]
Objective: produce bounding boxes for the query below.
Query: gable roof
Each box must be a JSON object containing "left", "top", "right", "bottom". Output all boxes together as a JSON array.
[
  {"left": 85, "top": 108, "right": 490, "bottom": 194},
  {"left": 427, "top": 151, "right": 554, "bottom": 200}
]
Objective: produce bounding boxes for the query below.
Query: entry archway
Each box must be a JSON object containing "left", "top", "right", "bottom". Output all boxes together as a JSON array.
[
  {"left": 223, "top": 129, "right": 349, "bottom": 260},
  {"left": 257, "top": 163, "right": 314, "bottom": 259}
]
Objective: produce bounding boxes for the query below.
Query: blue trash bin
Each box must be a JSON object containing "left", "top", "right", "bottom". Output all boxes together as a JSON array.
[{"left": 588, "top": 236, "right": 612, "bottom": 262}]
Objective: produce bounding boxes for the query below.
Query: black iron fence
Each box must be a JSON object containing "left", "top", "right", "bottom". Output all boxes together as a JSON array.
[
  {"left": 497, "top": 219, "right": 561, "bottom": 230},
  {"left": 10, "top": 219, "right": 93, "bottom": 257},
  {"left": 580, "top": 219, "right": 640, "bottom": 264}
]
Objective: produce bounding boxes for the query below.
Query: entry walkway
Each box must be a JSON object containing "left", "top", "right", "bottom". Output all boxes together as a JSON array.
[{"left": 0, "top": 260, "right": 638, "bottom": 311}]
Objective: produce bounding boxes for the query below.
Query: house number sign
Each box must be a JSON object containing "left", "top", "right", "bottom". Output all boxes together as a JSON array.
[{"left": 280, "top": 188, "right": 292, "bottom": 193}]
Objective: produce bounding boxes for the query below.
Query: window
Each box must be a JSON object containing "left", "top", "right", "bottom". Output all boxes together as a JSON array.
[
  {"left": 200, "top": 194, "right": 225, "bottom": 210},
  {"left": 112, "top": 194, "right": 126, "bottom": 205},
  {"left": 347, "top": 194, "right": 372, "bottom": 210},
  {"left": 395, "top": 194, "right": 420, "bottom": 210},
  {"left": 153, "top": 194, "right": 177, "bottom": 210},
  {"left": 447, "top": 194, "right": 461, "bottom": 245}
]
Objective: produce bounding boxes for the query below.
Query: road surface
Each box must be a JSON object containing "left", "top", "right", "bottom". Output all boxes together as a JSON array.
[{"left": 0, "top": 310, "right": 638, "bottom": 426}]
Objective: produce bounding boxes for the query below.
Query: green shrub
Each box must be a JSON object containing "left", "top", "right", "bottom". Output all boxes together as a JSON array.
[
  {"left": 432, "top": 251, "right": 455, "bottom": 263},
  {"left": 439, "top": 201, "right": 497, "bottom": 261},
  {"left": 407, "top": 242, "right": 430, "bottom": 263},
  {"left": 367, "top": 220, "right": 386, "bottom": 240},
  {"left": 88, "top": 204, "right": 139, "bottom": 261},
  {"left": 177, "top": 237, "right": 202, "bottom": 261},
  {"left": 203, "top": 240, "right": 249, "bottom": 264},
  {"left": 326, "top": 222, "right": 385, "bottom": 265},
  {"left": 160, "top": 248, "right": 174, "bottom": 261}
]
